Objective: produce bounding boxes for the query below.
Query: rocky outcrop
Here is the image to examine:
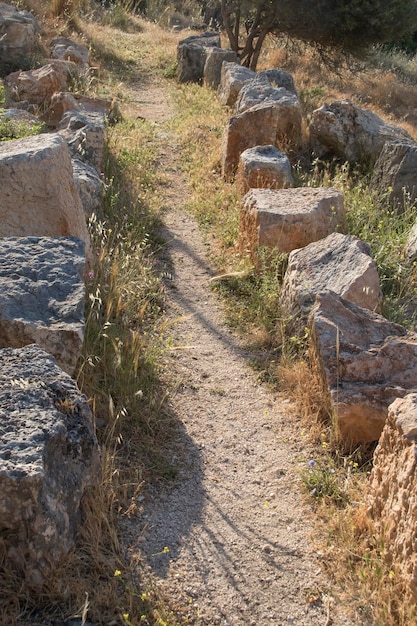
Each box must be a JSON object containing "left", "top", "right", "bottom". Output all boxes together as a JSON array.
[
  {"left": 310, "top": 99, "right": 413, "bottom": 165},
  {"left": 370, "top": 140, "right": 417, "bottom": 206},
  {"left": 0, "top": 3, "right": 40, "bottom": 62},
  {"left": 0, "top": 236, "right": 85, "bottom": 375},
  {"left": 0, "top": 133, "right": 91, "bottom": 257},
  {"left": 309, "top": 292, "right": 417, "bottom": 443},
  {"left": 239, "top": 187, "right": 345, "bottom": 257},
  {"left": 367, "top": 394, "right": 417, "bottom": 602},
  {"left": 237, "top": 144, "right": 293, "bottom": 193},
  {"left": 280, "top": 233, "right": 382, "bottom": 326},
  {"left": 6, "top": 60, "right": 78, "bottom": 106},
  {"left": 203, "top": 47, "right": 239, "bottom": 90},
  {"left": 177, "top": 32, "right": 220, "bottom": 83},
  {"left": 73, "top": 158, "right": 104, "bottom": 217},
  {"left": 57, "top": 109, "right": 106, "bottom": 170},
  {"left": 0, "top": 344, "right": 100, "bottom": 586},
  {"left": 218, "top": 62, "right": 256, "bottom": 107}
]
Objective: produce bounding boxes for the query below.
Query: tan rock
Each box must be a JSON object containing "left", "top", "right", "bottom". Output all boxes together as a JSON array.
[
  {"left": 41, "top": 91, "right": 80, "bottom": 127},
  {"left": 367, "top": 394, "right": 417, "bottom": 601},
  {"left": 237, "top": 144, "right": 293, "bottom": 193},
  {"left": 204, "top": 47, "right": 239, "bottom": 90},
  {"left": 308, "top": 292, "right": 417, "bottom": 443},
  {"left": 0, "top": 3, "right": 40, "bottom": 62},
  {"left": 239, "top": 187, "right": 345, "bottom": 257},
  {"left": 6, "top": 60, "right": 78, "bottom": 106},
  {"left": 0, "top": 133, "right": 91, "bottom": 260},
  {"left": 280, "top": 233, "right": 382, "bottom": 325},
  {"left": 218, "top": 62, "right": 256, "bottom": 107},
  {"left": 50, "top": 36, "right": 90, "bottom": 67}
]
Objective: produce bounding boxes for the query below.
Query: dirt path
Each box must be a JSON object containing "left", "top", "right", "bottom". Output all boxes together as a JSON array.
[{"left": 125, "top": 78, "right": 356, "bottom": 626}]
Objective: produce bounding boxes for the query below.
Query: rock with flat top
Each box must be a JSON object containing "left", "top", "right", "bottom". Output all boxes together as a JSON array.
[
  {"left": 0, "top": 133, "right": 91, "bottom": 260},
  {"left": 309, "top": 291, "right": 417, "bottom": 443},
  {"left": 0, "top": 3, "right": 40, "bottom": 62},
  {"left": 367, "top": 394, "right": 417, "bottom": 601},
  {"left": 203, "top": 47, "right": 239, "bottom": 90},
  {"left": 0, "top": 344, "right": 100, "bottom": 586},
  {"left": 235, "top": 74, "right": 300, "bottom": 115},
  {"left": 281, "top": 233, "right": 382, "bottom": 326},
  {"left": 177, "top": 32, "right": 220, "bottom": 83},
  {"left": 239, "top": 187, "right": 345, "bottom": 257},
  {"left": 0, "top": 236, "right": 85, "bottom": 375},
  {"left": 237, "top": 144, "right": 293, "bottom": 193},
  {"left": 57, "top": 110, "right": 105, "bottom": 171},
  {"left": 218, "top": 62, "right": 255, "bottom": 107}
]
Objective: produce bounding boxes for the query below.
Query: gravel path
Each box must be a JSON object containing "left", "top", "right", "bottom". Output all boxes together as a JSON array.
[{"left": 125, "top": 72, "right": 357, "bottom": 626}]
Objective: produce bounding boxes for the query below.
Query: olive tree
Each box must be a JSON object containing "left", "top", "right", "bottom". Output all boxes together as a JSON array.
[{"left": 221, "top": 0, "right": 417, "bottom": 69}]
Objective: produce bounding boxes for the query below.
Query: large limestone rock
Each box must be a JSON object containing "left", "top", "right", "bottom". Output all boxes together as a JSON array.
[
  {"left": 310, "top": 99, "right": 413, "bottom": 165},
  {"left": 41, "top": 91, "right": 80, "bottom": 127},
  {"left": 177, "top": 32, "right": 220, "bottom": 83},
  {"left": 72, "top": 158, "right": 104, "bottom": 218},
  {"left": 0, "top": 133, "right": 91, "bottom": 259},
  {"left": 0, "top": 344, "right": 100, "bottom": 585},
  {"left": 57, "top": 110, "right": 106, "bottom": 171},
  {"left": 218, "top": 62, "right": 255, "bottom": 107},
  {"left": 6, "top": 60, "right": 78, "bottom": 106},
  {"left": 370, "top": 140, "right": 417, "bottom": 206},
  {"left": 367, "top": 394, "right": 417, "bottom": 601},
  {"left": 203, "top": 47, "right": 239, "bottom": 90},
  {"left": 50, "top": 36, "right": 90, "bottom": 68},
  {"left": 222, "top": 101, "right": 302, "bottom": 178},
  {"left": 309, "top": 292, "right": 417, "bottom": 443},
  {"left": 0, "top": 3, "right": 40, "bottom": 62},
  {"left": 239, "top": 187, "right": 345, "bottom": 257},
  {"left": 0, "top": 237, "right": 85, "bottom": 375},
  {"left": 280, "top": 233, "right": 382, "bottom": 326},
  {"left": 237, "top": 144, "right": 293, "bottom": 193},
  {"left": 235, "top": 74, "right": 300, "bottom": 115}
]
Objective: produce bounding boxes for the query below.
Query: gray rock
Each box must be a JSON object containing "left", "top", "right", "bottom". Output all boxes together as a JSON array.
[
  {"left": 235, "top": 74, "right": 299, "bottom": 114},
  {"left": 203, "top": 47, "right": 239, "bottom": 90},
  {"left": 280, "top": 232, "right": 382, "bottom": 327},
  {"left": 309, "top": 291, "right": 417, "bottom": 443},
  {"left": 0, "top": 344, "right": 100, "bottom": 585},
  {"left": 238, "top": 187, "right": 345, "bottom": 257},
  {"left": 72, "top": 158, "right": 104, "bottom": 218},
  {"left": 218, "top": 62, "right": 255, "bottom": 107},
  {"left": 237, "top": 144, "right": 293, "bottom": 193},
  {"left": 177, "top": 32, "right": 220, "bottom": 83},
  {"left": 371, "top": 140, "right": 417, "bottom": 206},
  {"left": 257, "top": 69, "right": 297, "bottom": 96},
  {"left": 405, "top": 220, "right": 417, "bottom": 261},
  {"left": 0, "top": 236, "right": 85, "bottom": 375},
  {"left": 57, "top": 110, "right": 106, "bottom": 171},
  {"left": 0, "top": 2, "right": 40, "bottom": 62}
]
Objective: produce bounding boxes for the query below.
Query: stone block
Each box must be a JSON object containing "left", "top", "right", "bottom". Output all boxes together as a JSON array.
[
  {"left": 176, "top": 32, "right": 220, "bottom": 83},
  {"left": 57, "top": 109, "right": 106, "bottom": 171},
  {"left": 0, "top": 344, "right": 100, "bottom": 585},
  {"left": 0, "top": 3, "right": 40, "bottom": 62},
  {"left": 6, "top": 60, "right": 78, "bottom": 106},
  {"left": 235, "top": 74, "right": 299, "bottom": 114},
  {"left": 50, "top": 36, "right": 90, "bottom": 68},
  {"left": 72, "top": 158, "right": 103, "bottom": 218},
  {"left": 0, "top": 133, "right": 91, "bottom": 259},
  {"left": 371, "top": 140, "right": 417, "bottom": 206},
  {"left": 309, "top": 291, "right": 417, "bottom": 443},
  {"left": 237, "top": 144, "right": 293, "bottom": 193},
  {"left": 0, "top": 236, "right": 85, "bottom": 375},
  {"left": 218, "top": 62, "right": 255, "bottom": 107},
  {"left": 239, "top": 187, "right": 345, "bottom": 257},
  {"left": 203, "top": 47, "right": 239, "bottom": 90}
]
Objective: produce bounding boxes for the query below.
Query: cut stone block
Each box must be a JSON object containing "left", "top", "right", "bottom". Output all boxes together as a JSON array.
[
  {"left": 0, "top": 3, "right": 40, "bottom": 62},
  {"left": 0, "top": 344, "right": 100, "bottom": 585},
  {"left": 239, "top": 187, "right": 345, "bottom": 257},
  {"left": 368, "top": 394, "right": 417, "bottom": 602},
  {"left": 72, "top": 158, "right": 103, "bottom": 218},
  {"left": 237, "top": 144, "right": 293, "bottom": 193},
  {"left": 235, "top": 74, "right": 299, "bottom": 114},
  {"left": 280, "top": 232, "right": 382, "bottom": 326},
  {"left": 57, "top": 110, "right": 106, "bottom": 171},
  {"left": 203, "top": 47, "right": 239, "bottom": 90},
  {"left": 218, "top": 62, "right": 255, "bottom": 107},
  {"left": 0, "top": 236, "right": 85, "bottom": 375},
  {"left": 371, "top": 140, "right": 417, "bottom": 206},
  {"left": 176, "top": 32, "right": 220, "bottom": 83},
  {"left": 309, "top": 291, "right": 417, "bottom": 443},
  {"left": 0, "top": 133, "right": 91, "bottom": 259}
]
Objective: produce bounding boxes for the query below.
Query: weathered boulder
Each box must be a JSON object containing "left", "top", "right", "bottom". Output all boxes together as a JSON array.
[
  {"left": 0, "top": 133, "right": 91, "bottom": 259},
  {"left": 239, "top": 187, "right": 345, "bottom": 257},
  {"left": 0, "top": 3, "right": 40, "bottom": 62},
  {"left": 50, "top": 36, "right": 90, "bottom": 68},
  {"left": 257, "top": 69, "right": 297, "bottom": 96},
  {"left": 310, "top": 99, "right": 413, "bottom": 165},
  {"left": 309, "top": 291, "right": 417, "bottom": 443},
  {"left": 43, "top": 92, "right": 120, "bottom": 129},
  {"left": 370, "top": 140, "right": 417, "bottom": 206},
  {"left": 72, "top": 158, "right": 103, "bottom": 218},
  {"left": 222, "top": 102, "right": 302, "bottom": 178},
  {"left": 41, "top": 91, "right": 80, "bottom": 127},
  {"left": 280, "top": 233, "right": 382, "bottom": 327},
  {"left": 0, "top": 237, "right": 85, "bottom": 375},
  {"left": 405, "top": 221, "right": 417, "bottom": 261},
  {"left": 203, "top": 47, "right": 239, "bottom": 90},
  {"left": 367, "top": 394, "right": 417, "bottom": 601},
  {"left": 0, "top": 106, "right": 43, "bottom": 134},
  {"left": 177, "top": 32, "right": 220, "bottom": 83},
  {"left": 0, "top": 344, "right": 100, "bottom": 585},
  {"left": 235, "top": 74, "right": 300, "bottom": 115},
  {"left": 218, "top": 62, "right": 255, "bottom": 107},
  {"left": 237, "top": 144, "right": 293, "bottom": 193},
  {"left": 6, "top": 60, "right": 78, "bottom": 106},
  {"left": 57, "top": 110, "right": 106, "bottom": 171}
]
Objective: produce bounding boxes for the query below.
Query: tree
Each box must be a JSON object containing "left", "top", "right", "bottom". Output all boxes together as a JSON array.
[{"left": 221, "top": 0, "right": 417, "bottom": 70}]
